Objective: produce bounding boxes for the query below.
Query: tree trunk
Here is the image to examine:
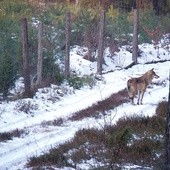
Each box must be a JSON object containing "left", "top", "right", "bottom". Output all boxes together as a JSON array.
[
  {"left": 132, "top": 7, "right": 139, "bottom": 64},
  {"left": 165, "top": 71, "right": 170, "bottom": 169},
  {"left": 36, "top": 22, "right": 43, "bottom": 87},
  {"left": 21, "top": 18, "right": 31, "bottom": 97},
  {"left": 97, "top": 10, "right": 105, "bottom": 75},
  {"left": 65, "top": 12, "right": 71, "bottom": 78}
]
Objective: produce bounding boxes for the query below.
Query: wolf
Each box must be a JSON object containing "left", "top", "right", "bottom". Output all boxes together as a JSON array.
[{"left": 127, "top": 68, "right": 159, "bottom": 105}]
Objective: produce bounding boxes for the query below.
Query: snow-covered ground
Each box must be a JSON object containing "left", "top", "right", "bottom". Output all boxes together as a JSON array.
[{"left": 0, "top": 40, "right": 170, "bottom": 169}]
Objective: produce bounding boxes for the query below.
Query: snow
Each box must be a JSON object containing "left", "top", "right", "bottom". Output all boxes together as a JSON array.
[{"left": 0, "top": 40, "right": 170, "bottom": 170}]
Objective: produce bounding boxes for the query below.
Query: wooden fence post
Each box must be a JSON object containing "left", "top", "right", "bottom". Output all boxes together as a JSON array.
[
  {"left": 21, "top": 18, "right": 31, "bottom": 97},
  {"left": 97, "top": 10, "right": 105, "bottom": 75},
  {"left": 36, "top": 22, "right": 43, "bottom": 87},
  {"left": 65, "top": 12, "right": 71, "bottom": 78},
  {"left": 132, "top": 3, "right": 139, "bottom": 64}
]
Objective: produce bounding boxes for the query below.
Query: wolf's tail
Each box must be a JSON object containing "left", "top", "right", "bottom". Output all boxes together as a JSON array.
[
  {"left": 127, "top": 84, "right": 131, "bottom": 92},
  {"left": 127, "top": 80, "right": 133, "bottom": 98},
  {"left": 127, "top": 80, "right": 131, "bottom": 92}
]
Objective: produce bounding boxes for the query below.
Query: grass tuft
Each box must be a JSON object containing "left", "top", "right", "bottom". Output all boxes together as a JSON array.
[
  {"left": 0, "top": 129, "right": 25, "bottom": 142},
  {"left": 155, "top": 100, "right": 168, "bottom": 118}
]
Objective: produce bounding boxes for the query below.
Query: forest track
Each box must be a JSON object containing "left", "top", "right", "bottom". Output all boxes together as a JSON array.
[{"left": 0, "top": 61, "right": 169, "bottom": 170}]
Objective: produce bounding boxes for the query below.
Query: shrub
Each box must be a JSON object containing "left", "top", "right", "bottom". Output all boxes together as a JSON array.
[
  {"left": 67, "top": 76, "right": 83, "bottom": 89},
  {"left": 106, "top": 11, "right": 132, "bottom": 45},
  {"left": 127, "top": 137, "right": 162, "bottom": 166},
  {"left": 0, "top": 2, "right": 21, "bottom": 100},
  {"left": 0, "top": 53, "right": 18, "bottom": 100},
  {"left": 28, "top": 114, "right": 166, "bottom": 169},
  {"left": 27, "top": 148, "right": 74, "bottom": 169},
  {"left": 0, "top": 129, "right": 25, "bottom": 142},
  {"left": 0, "top": 132, "right": 12, "bottom": 142},
  {"left": 68, "top": 75, "right": 96, "bottom": 89},
  {"left": 116, "top": 115, "right": 165, "bottom": 136},
  {"left": 41, "top": 118, "right": 64, "bottom": 127},
  {"left": 14, "top": 100, "right": 38, "bottom": 115},
  {"left": 42, "top": 57, "right": 64, "bottom": 86},
  {"left": 27, "top": 96, "right": 166, "bottom": 169},
  {"left": 155, "top": 101, "right": 168, "bottom": 118}
]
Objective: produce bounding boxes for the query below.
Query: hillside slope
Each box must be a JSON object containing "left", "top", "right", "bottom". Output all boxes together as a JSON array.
[
  {"left": 0, "top": 61, "right": 169, "bottom": 169},
  {"left": 0, "top": 42, "right": 169, "bottom": 169}
]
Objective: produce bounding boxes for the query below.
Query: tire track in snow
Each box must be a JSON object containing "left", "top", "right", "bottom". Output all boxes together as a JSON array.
[
  {"left": 0, "top": 123, "right": 79, "bottom": 169},
  {"left": 0, "top": 79, "right": 125, "bottom": 133},
  {"left": 1, "top": 84, "right": 167, "bottom": 170}
]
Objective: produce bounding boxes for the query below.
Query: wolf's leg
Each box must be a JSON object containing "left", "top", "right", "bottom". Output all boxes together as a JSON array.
[
  {"left": 140, "top": 91, "right": 145, "bottom": 105},
  {"left": 137, "top": 91, "right": 141, "bottom": 105},
  {"left": 132, "top": 97, "right": 135, "bottom": 105},
  {"left": 129, "top": 96, "right": 135, "bottom": 105}
]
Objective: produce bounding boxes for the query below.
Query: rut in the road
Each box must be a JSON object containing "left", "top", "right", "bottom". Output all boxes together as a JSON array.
[{"left": 69, "top": 88, "right": 128, "bottom": 121}]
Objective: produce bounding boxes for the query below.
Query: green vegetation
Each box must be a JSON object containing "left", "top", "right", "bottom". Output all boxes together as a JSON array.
[
  {"left": 67, "top": 75, "right": 96, "bottom": 89},
  {"left": 0, "top": 0, "right": 169, "bottom": 98},
  {"left": 0, "top": 1, "right": 169, "bottom": 168}
]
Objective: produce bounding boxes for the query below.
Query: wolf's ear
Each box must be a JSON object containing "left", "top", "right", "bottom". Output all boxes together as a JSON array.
[{"left": 151, "top": 68, "right": 154, "bottom": 71}]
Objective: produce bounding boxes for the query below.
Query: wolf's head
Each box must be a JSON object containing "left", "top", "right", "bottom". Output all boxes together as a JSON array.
[{"left": 150, "top": 68, "right": 159, "bottom": 79}]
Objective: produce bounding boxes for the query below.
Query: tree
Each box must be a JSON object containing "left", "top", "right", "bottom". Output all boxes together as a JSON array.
[
  {"left": 36, "top": 22, "right": 43, "bottom": 87},
  {"left": 132, "top": 1, "right": 139, "bottom": 64},
  {"left": 65, "top": 12, "right": 71, "bottom": 78},
  {"left": 0, "top": 1, "right": 22, "bottom": 100},
  {"left": 165, "top": 71, "right": 170, "bottom": 169},
  {"left": 0, "top": 0, "right": 34, "bottom": 99},
  {"left": 152, "top": 0, "right": 168, "bottom": 15},
  {"left": 21, "top": 18, "right": 32, "bottom": 97}
]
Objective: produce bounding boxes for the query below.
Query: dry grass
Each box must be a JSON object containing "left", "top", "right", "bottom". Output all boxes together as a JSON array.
[
  {"left": 0, "top": 129, "right": 25, "bottom": 142},
  {"left": 2, "top": 88, "right": 168, "bottom": 169},
  {"left": 25, "top": 88, "right": 169, "bottom": 169},
  {"left": 155, "top": 100, "right": 168, "bottom": 118},
  {"left": 69, "top": 88, "right": 128, "bottom": 121},
  {"left": 27, "top": 113, "right": 166, "bottom": 169},
  {"left": 40, "top": 118, "right": 64, "bottom": 127}
]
